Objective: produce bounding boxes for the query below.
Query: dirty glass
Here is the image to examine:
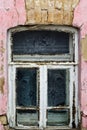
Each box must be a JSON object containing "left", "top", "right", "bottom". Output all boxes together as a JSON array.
[
  {"left": 16, "top": 68, "right": 37, "bottom": 107},
  {"left": 47, "top": 110, "right": 69, "bottom": 126},
  {"left": 48, "top": 69, "right": 69, "bottom": 106},
  {"left": 16, "top": 68, "right": 38, "bottom": 126},
  {"left": 16, "top": 110, "right": 38, "bottom": 126},
  {"left": 12, "top": 30, "right": 69, "bottom": 55}
]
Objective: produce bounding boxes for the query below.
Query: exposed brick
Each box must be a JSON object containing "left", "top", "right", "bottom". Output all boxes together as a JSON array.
[
  {"left": 0, "top": 65, "right": 4, "bottom": 76},
  {"left": 34, "top": 0, "right": 40, "bottom": 7},
  {"left": 82, "top": 35, "right": 87, "bottom": 61},
  {"left": 63, "top": 0, "right": 72, "bottom": 25},
  {"left": 25, "top": 0, "right": 34, "bottom": 10},
  {"left": 0, "top": 115, "right": 7, "bottom": 125},
  {"left": 63, "top": 0, "right": 72, "bottom": 11},
  {"left": 25, "top": 0, "right": 80, "bottom": 25},
  {"left": 26, "top": 9, "right": 35, "bottom": 24},
  {"left": 48, "top": 9, "right": 54, "bottom": 23},
  {"left": 54, "top": 9, "right": 63, "bottom": 24},
  {"left": 55, "top": 0, "right": 63, "bottom": 10},
  {"left": 41, "top": 10, "right": 48, "bottom": 23},
  {"left": 35, "top": 8, "right": 41, "bottom": 23},
  {"left": 72, "top": 0, "right": 79, "bottom": 10},
  {"left": 40, "top": 0, "right": 48, "bottom": 9},
  {"left": 63, "top": 11, "right": 72, "bottom": 25},
  {"left": 0, "top": 77, "right": 4, "bottom": 94},
  {"left": 48, "top": 0, "right": 55, "bottom": 9}
]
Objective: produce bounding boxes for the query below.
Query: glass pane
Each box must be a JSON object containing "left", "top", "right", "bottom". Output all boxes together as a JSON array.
[
  {"left": 48, "top": 69, "right": 69, "bottom": 106},
  {"left": 16, "top": 68, "right": 37, "bottom": 107},
  {"left": 12, "top": 31, "right": 69, "bottom": 55},
  {"left": 16, "top": 110, "right": 38, "bottom": 126},
  {"left": 47, "top": 110, "right": 69, "bottom": 126}
]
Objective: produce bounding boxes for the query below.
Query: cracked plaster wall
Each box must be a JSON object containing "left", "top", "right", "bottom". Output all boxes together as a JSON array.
[
  {"left": 73, "top": 0, "right": 87, "bottom": 128},
  {"left": 0, "top": 0, "right": 26, "bottom": 129},
  {"left": 0, "top": 0, "right": 87, "bottom": 129}
]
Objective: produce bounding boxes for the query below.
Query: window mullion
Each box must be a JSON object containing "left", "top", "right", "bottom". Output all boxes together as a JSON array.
[
  {"left": 69, "top": 66, "right": 74, "bottom": 127},
  {"left": 74, "top": 66, "right": 79, "bottom": 127},
  {"left": 39, "top": 65, "right": 47, "bottom": 128},
  {"left": 8, "top": 65, "right": 16, "bottom": 127}
]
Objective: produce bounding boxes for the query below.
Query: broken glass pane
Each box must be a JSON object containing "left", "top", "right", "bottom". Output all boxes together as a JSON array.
[
  {"left": 48, "top": 69, "right": 69, "bottom": 106},
  {"left": 47, "top": 109, "right": 69, "bottom": 126},
  {"left": 16, "top": 110, "right": 38, "bottom": 126},
  {"left": 16, "top": 68, "right": 37, "bottom": 107}
]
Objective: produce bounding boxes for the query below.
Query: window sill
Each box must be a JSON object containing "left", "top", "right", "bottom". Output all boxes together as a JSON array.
[{"left": 9, "top": 126, "right": 80, "bottom": 130}]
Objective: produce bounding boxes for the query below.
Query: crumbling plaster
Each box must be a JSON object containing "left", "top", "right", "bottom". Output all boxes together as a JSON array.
[
  {"left": 0, "top": 0, "right": 87, "bottom": 129},
  {"left": 73, "top": 0, "right": 87, "bottom": 112}
]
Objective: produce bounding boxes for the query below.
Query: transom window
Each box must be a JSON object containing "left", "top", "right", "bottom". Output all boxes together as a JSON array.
[{"left": 8, "top": 26, "right": 79, "bottom": 130}]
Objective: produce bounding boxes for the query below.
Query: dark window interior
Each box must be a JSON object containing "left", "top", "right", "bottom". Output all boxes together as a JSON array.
[
  {"left": 48, "top": 69, "right": 69, "bottom": 106},
  {"left": 12, "top": 30, "right": 69, "bottom": 55},
  {"left": 16, "top": 68, "right": 37, "bottom": 107},
  {"left": 16, "top": 68, "right": 38, "bottom": 126}
]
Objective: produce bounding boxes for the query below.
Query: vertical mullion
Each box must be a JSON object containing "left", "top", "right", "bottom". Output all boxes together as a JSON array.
[
  {"left": 69, "top": 66, "right": 74, "bottom": 127},
  {"left": 74, "top": 31, "right": 78, "bottom": 64},
  {"left": 66, "top": 69, "right": 69, "bottom": 105},
  {"left": 8, "top": 65, "right": 16, "bottom": 127},
  {"left": 13, "top": 66, "right": 16, "bottom": 127},
  {"left": 39, "top": 65, "right": 47, "bottom": 128},
  {"left": 75, "top": 66, "right": 78, "bottom": 127},
  {"left": 43, "top": 65, "right": 47, "bottom": 127}
]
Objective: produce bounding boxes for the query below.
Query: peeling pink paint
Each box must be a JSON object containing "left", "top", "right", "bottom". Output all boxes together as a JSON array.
[
  {"left": 0, "top": 0, "right": 87, "bottom": 129},
  {"left": 0, "top": 0, "right": 26, "bottom": 129},
  {"left": 73, "top": 0, "right": 87, "bottom": 38},
  {"left": 0, "top": 124, "right": 4, "bottom": 130},
  {"left": 73, "top": 0, "right": 87, "bottom": 128}
]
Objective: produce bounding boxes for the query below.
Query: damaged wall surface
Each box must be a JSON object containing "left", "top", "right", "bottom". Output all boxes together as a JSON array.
[{"left": 0, "top": 0, "right": 87, "bottom": 129}]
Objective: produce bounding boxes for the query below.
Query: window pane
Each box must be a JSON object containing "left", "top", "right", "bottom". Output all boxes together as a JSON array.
[
  {"left": 16, "top": 68, "right": 37, "bottom": 107},
  {"left": 48, "top": 69, "right": 69, "bottom": 106},
  {"left": 12, "top": 31, "right": 69, "bottom": 55},
  {"left": 16, "top": 110, "right": 38, "bottom": 126},
  {"left": 47, "top": 110, "right": 69, "bottom": 126}
]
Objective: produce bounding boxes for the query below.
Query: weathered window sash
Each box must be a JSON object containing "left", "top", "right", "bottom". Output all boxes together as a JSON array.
[{"left": 8, "top": 26, "right": 79, "bottom": 130}]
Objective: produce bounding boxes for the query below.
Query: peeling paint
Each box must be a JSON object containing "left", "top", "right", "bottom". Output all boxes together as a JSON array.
[
  {"left": 0, "top": 115, "right": 7, "bottom": 125},
  {"left": 0, "top": 1, "right": 26, "bottom": 130},
  {"left": 0, "top": 77, "right": 4, "bottom": 94},
  {"left": 0, "top": 0, "right": 87, "bottom": 129},
  {"left": 81, "top": 35, "right": 87, "bottom": 60},
  {"left": 25, "top": 0, "right": 79, "bottom": 25}
]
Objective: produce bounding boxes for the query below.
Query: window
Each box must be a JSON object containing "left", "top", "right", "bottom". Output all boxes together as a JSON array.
[{"left": 8, "top": 26, "right": 79, "bottom": 130}]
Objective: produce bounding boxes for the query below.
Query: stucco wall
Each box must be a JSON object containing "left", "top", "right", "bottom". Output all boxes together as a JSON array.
[
  {"left": 0, "top": 0, "right": 87, "bottom": 129},
  {"left": 0, "top": 0, "right": 26, "bottom": 129},
  {"left": 73, "top": 0, "right": 87, "bottom": 129}
]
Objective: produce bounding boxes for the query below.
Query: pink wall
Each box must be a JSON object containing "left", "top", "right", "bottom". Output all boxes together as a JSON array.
[
  {"left": 73, "top": 0, "right": 87, "bottom": 112},
  {"left": 73, "top": 0, "right": 87, "bottom": 127},
  {"left": 0, "top": 0, "right": 26, "bottom": 129},
  {"left": 0, "top": 0, "right": 87, "bottom": 129}
]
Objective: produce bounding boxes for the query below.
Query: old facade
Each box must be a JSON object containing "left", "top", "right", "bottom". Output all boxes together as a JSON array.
[{"left": 0, "top": 0, "right": 87, "bottom": 130}]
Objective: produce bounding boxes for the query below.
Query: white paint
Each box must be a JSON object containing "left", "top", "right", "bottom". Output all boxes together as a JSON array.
[
  {"left": 39, "top": 66, "right": 47, "bottom": 128},
  {"left": 8, "top": 26, "right": 79, "bottom": 129},
  {"left": 8, "top": 65, "right": 16, "bottom": 127},
  {"left": 75, "top": 66, "right": 79, "bottom": 127},
  {"left": 69, "top": 66, "right": 74, "bottom": 127}
]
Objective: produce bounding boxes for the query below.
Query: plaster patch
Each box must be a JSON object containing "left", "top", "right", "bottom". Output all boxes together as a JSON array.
[
  {"left": 73, "top": 0, "right": 87, "bottom": 37},
  {"left": 0, "top": 77, "right": 4, "bottom": 94},
  {"left": 0, "top": 115, "right": 7, "bottom": 125},
  {"left": 0, "top": 0, "right": 26, "bottom": 117},
  {"left": 26, "top": 0, "right": 79, "bottom": 25},
  {"left": 81, "top": 35, "right": 87, "bottom": 60}
]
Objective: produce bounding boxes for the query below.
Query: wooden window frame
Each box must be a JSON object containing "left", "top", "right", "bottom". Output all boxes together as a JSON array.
[{"left": 7, "top": 26, "right": 79, "bottom": 130}]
